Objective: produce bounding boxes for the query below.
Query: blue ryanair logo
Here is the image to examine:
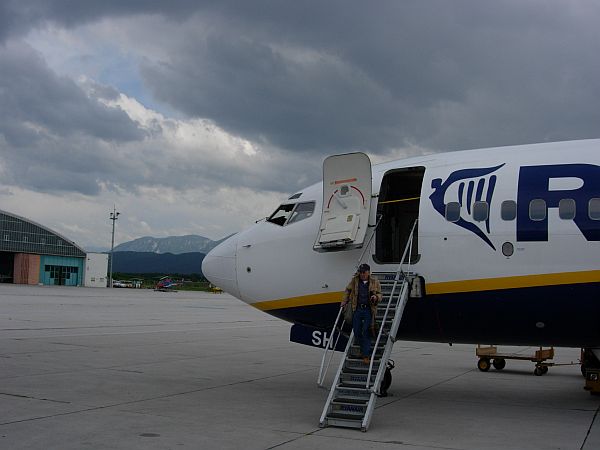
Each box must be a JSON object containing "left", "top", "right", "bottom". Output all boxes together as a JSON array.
[{"left": 429, "top": 164, "right": 505, "bottom": 250}]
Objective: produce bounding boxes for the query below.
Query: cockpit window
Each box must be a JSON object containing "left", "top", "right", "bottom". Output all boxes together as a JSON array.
[
  {"left": 267, "top": 204, "right": 295, "bottom": 226},
  {"left": 267, "top": 202, "right": 315, "bottom": 226},
  {"left": 287, "top": 202, "right": 315, "bottom": 225}
]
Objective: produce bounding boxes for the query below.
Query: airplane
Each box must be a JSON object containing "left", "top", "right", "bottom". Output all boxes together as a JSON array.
[{"left": 202, "top": 139, "right": 600, "bottom": 381}]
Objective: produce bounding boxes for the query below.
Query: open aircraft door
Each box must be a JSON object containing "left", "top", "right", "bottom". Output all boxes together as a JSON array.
[{"left": 314, "top": 152, "right": 372, "bottom": 251}]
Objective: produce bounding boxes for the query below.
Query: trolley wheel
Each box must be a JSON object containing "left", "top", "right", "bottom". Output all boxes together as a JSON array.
[
  {"left": 478, "top": 358, "right": 491, "bottom": 372},
  {"left": 581, "top": 349, "right": 600, "bottom": 378},
  {"left": 534, "top": 366, "right": 544, "bottom": 376},
  {"left": 493, "top": 358, "right": 506, "bottom": 370},
  {"left": 541, "top": 365, "right": 549, "bottom": 375},
  {"left": 380, "top": 368, "right": 392, "bottom": 397}
]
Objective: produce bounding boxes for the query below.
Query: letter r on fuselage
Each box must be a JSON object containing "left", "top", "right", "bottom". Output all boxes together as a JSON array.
[{"left": 517, "top": 164, "right": 600, "bottom": 242}]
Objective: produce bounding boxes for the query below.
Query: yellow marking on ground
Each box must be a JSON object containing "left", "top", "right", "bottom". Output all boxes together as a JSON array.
[{"left": 252, "top": 270, "right": 600, "bottom": 311}]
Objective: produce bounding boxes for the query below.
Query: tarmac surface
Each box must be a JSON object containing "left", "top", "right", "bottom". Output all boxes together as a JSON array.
[{"left": 1, "top": 284, "right": 599, "bottom": 450}]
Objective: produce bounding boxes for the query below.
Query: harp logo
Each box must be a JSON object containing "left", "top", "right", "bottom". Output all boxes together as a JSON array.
[{"left": 429, "top": 164, "right": 505, "bottom": 250}]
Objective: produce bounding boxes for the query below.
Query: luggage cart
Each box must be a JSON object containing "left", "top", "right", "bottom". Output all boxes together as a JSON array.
[{"left": 476, "top": 345, "right": 556, "bottom": 376}]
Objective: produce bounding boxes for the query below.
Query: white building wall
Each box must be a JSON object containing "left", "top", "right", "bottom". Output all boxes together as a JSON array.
[{"left": 84, "top": 253, "right": 109, "bottom": 287}]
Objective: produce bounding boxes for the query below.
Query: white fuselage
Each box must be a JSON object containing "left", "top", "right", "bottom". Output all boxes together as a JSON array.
[{"left": 203, "top": 139, "right": 600, "bottom": 347}]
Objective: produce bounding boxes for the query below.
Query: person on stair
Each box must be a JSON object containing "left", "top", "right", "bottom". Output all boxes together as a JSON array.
[{"left": 341, "top": 263, "right": 382, "bottom": 364}]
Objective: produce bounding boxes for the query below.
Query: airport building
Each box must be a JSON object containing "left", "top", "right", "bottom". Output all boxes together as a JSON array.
[{"left": 0, "top": 209, "right": 107, "bottom": 287}]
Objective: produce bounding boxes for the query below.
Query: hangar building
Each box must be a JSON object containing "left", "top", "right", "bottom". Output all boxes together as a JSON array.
[{"left": 0, "top": 209, "right": 106, "bottom": 287}]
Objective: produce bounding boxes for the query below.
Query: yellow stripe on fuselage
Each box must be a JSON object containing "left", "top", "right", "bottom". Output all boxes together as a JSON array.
[
  {"left": 252, "top": 270, "right": 600, "bottom": 312},
  {"left": 252, "top": 291, "right": 344, "bottom": 311},
  {"left": 426, "top": 269, "right": 600, "bottom": 295}
]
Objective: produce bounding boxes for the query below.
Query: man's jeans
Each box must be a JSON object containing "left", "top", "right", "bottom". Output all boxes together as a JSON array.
[{"left": 352, "top": 306, "right": 372, "bottom": 357}]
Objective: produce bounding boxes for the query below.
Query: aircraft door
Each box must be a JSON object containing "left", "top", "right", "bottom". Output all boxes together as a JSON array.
[{"left": 314, "top": 152, "right": 372, "bottom": 251}]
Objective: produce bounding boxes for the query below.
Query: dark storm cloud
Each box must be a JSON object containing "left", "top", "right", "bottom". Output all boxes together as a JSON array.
[
  {"left": 0, "top": 0, "right": 204, "bottom": 41},
  {"left": 142, "top": 34, "right": 403, "bottom": 153},
  {"left": 0, "top": 42, "right": 144, "bottom": 145},
  {"left": 4, "top": 1, "right": 600, "bottom": 154},
  {"left": 0, "top": 40, "right": 316, "bottom": 196},
  {"left": 137, "top": 1, "right": 600, "bottom": 153},
  {"left": 0, "top": 41, "right": 317, "bottom": 196},
  {"left": 1, "top": 0, "right": 600, "bottom": 198},
  {"left": 0, "top": 42, "right": 146, "bottom": 194}
]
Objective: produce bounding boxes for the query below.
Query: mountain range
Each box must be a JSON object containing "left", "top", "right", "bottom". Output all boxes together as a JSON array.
[
  {"left": 113, "top": 234, "right": 231, "bottom": 254},
  {"left": 112, "top": 251, "right": 205, "bottom": 275}
]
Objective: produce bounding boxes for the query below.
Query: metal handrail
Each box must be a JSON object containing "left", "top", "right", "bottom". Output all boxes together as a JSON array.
[
  {"left": 317, "top": 306, "right": 343, "bottom": 386},
  {"left": 317, "top": 213, "right": 382, "bottom": 386},
  {"left": 366, "top": 219, "right": 418, "bottom": 389},
  {"left": 354, "top": 213, "right": 382, "bottom": 272}
]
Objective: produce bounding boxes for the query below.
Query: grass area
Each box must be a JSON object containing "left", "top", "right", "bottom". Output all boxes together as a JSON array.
[
  {"left": 111, "top": 273, "right": 213, "bottom": 291},
  {"left": 176, "top": 281, "right": 212, "bottom": 291}
]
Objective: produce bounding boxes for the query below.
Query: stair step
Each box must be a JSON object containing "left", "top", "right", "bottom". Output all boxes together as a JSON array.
[
  {"left": 345, "top": 357, "right": 381, "bottom": 368},
  {"left": 374, "top": 315, "right": 394, "bottom": 322},
  {"left": 350, "top": 342, "right": 385, "bottom": 349},
  {"left": 376, "top": 303, "right": 396, "bottom": 309},
  {"left": 374, "top": 317, "right": 394, "bottom": 325},
  {"left": 342, "top": 366, "right": 379, "bottom": 375},
  {"left": 330, "top": 400, "right": 368, "bottom": 415},
  {"left": 348, "top": 350, "right": 384, "bottom": 360},
  {"left": 375, "top": 312, "right": 394, "bottom": 320},
  {"left": 324, "top": 415, "right": 363, "bottom": 429},
  {"left": 327, "top": 411, "right": 364, "bottom": 420},
  {"left": 349, "top": 347, "right": 384, "bottom": 358},
  {"left": 377, "top": 302, "right": 396, "bottom": 310},
  {"left": 374, "top": 319, "right": 394, "bottom": 327},
  {"left": 371, "top": 333, "right": 391, "bottom": 342},
  {"left": 352, "top": 338, "right": 387, "bottom": 347},
  {"left": 340, "top": 373, "right": 376, "bottom": 386},
  {"left": 375, "top": 336, "right": 392, "bottom": 345},
  {"left": 333, "top": 396, "right": 368, "bottom": 405},
  {"left": 334, "top": 386, "right": 372, "bottom": 402},
  {"left": 344, "top": 361, "right": 381, "bottom": 374},
  {"left": 372, "top": 331, "right": 392, "bottom": 339}
]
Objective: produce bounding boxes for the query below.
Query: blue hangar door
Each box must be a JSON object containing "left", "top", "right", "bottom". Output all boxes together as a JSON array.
[{"left": 39, "top": 256, "right": 84, "bottom": 286}]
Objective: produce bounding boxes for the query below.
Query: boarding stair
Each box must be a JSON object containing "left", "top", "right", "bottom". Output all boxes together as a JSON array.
[{"left": 317, "top": 222, "right": 417, "bottom": 432}]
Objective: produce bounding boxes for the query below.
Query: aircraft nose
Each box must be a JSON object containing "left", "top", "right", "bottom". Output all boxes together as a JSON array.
[{"left": 202, "top": 235, "right": 241, "bottom": 298}]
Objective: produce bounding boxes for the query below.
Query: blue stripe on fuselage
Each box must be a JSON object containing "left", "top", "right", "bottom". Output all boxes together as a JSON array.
[{"left": 271, "top": 282, "right": 600, "bottom": 348}]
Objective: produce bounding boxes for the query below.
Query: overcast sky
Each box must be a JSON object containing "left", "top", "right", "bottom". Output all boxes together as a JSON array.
[{"left": 1, "top": 1, "right": 599, "bottom": 249}]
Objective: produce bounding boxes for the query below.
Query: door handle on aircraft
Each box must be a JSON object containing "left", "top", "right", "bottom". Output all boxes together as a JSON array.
[{"left": 242, "top": 244, "right": 251, "bottom": 248}]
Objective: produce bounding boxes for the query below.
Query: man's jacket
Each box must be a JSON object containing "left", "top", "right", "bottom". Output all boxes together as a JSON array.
[{"left": 342, "top": 274, "right": 382, "bottom": 317}]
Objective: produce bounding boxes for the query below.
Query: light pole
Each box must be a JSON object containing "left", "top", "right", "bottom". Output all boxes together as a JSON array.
[{"left": 108, "top": 206, "right": 120, "bottom": 288}]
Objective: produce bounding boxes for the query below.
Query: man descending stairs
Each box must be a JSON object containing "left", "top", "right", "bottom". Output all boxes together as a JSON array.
[{"left": 319, "top": 271, "right": 412, "bottom": 431}]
